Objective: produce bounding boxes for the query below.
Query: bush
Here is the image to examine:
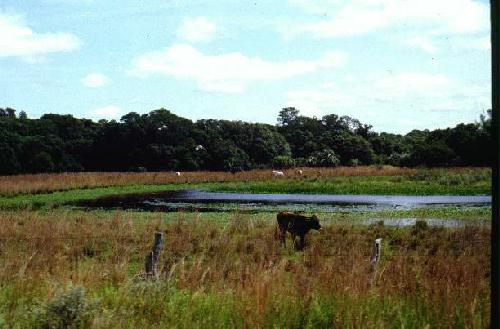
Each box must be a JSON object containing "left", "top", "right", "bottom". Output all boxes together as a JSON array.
[
  {"left": 410, "top": 142, "right": 458, "bottom": 167},
  {"left": 306, "top": 149, "right": 340, "bottom": 167},
  {"left": 388, "top": 153, "right": 410, "bottom": 166},
  {"left": 272, "top": 155, "right": 295, "bottom": 169},
  {"left": 33, "top": 286, "right": 93, "bottom": 329},
  {"left": 414, "top": 220, "right": 429, "bottom": 233},
  {"left": 128, "top": 166, "right": 147, "bottom": 172},
  {"left": 371, "top": 154, "right": 387, "bottom": 165},
  {"left": 347, "top": 158, "right": 360, "bottom": 167}
]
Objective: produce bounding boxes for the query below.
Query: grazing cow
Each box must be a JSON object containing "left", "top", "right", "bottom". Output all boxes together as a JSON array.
[
  {"left": 277, "top": 211, "right": 322, "bottom": 250},
  {"left": 272, "top": 170, "right": 285, "bottom": 177},
  {"left": 175, "top": 171, "right": 181, "bottom": 176},
  {"left": 297, "top": 169, "right": 303, "bottom": 176}
]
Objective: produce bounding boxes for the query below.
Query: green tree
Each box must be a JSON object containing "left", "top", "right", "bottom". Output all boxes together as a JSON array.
[
  {"left": 18, "top": 111, "right": 28, "bottom": 120},
  {"left": 321, "top": 130, "right": 374, "bottom": 165},
  {"left": 277, "top": 107, "right": 300, "bottom": 126},
  {"left": 306, "top": 149, "right": 340, "bottom": 167}
]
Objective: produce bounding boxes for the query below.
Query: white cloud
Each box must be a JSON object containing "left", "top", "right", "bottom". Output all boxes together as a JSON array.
[
  {"left": 452, "top": 35, "right": 491, "bottom": 50},
  {"left": 130, "top": 44, "right": 346, "bottom": 93},
  {"left": 176, "top": 17, "right": 216, "bottom": 43},
  {"left": 470, "top": 36, "right": 491, "bottom": 50},
  {"left": 297, "top": 4, "right": 390, "bottom": 38},
  {"left": 405, "top": 36, "right": 436, "bottom": 54},
  {"left": 373, "top": 73, "right": 452, "bottom": 98},
  {"left": 0, "top": 13, "right": 81, "bottom": 59},
  {"left": 290, "top": 0, "right": 489, "bottom": 53},
  {"left": 285, "top": 72, "right": 490, "bottom": 133},
  {"left": 82, "top": 72, "right": 108, "bottom": 88},
  {"left": 88, "top": 105, "right": 123, "bottom": 120},
  {"left": 42, "top": 0, "right": 95, "bottom": 4},
  {"left": 293, "top": 0, "right": 489, "bottom": 37}
]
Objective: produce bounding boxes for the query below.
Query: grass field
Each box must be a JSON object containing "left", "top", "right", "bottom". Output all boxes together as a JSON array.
[
  {"left": 0, "top": 167, "right": 491, "bottom": 328},
  {"left": 0, "top": 167, "right": 491, "bottom": 210},
  {"left": 0, "top": 166, "right": 490, "bottom": 197},
  {"left": 0, "top": 210, "right": 491, "bottom": 328},
  {"left": 0, "top": 166, "right": 414, "bottom": 196},
  {"left": 207, "top": 173, "right": 491, "bottom": 195}
]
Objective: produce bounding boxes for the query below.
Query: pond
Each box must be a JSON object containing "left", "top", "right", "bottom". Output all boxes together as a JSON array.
[{"left": 73, "top": 189, "right": 491, "bottom": 214}]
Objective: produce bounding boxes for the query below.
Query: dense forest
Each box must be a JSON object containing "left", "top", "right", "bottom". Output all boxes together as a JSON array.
[{"left": 0, "top": 107, "right": 493, "bottom": 175}]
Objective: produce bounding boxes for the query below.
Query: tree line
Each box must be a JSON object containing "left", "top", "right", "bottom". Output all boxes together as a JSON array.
[{"left": 0, "top": 106, "right": 492, "bottom": 175}]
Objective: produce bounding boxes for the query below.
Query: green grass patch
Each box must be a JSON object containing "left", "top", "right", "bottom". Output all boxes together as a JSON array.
[
  {"left": 206, "top": 175, "right": 491, "bottom": 195},
  {"left": 0, "top": 281, "right": 489, "bottom": 328},
  {"left": 17, "top": 206, "right": 490, "bottom": 223},
  {"left": 0, "top": 184, "right": 185, "bottom": 210}
]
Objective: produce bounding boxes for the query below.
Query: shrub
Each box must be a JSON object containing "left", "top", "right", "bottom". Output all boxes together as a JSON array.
[
  {"left": 347, "top": 158, "right": 360, "bottom": 167},
  {"left": 388, "top": 153, "right": 410, "bottom": 166},
  {"left": 306, "top": 149, "right": 340, "bottom": 167},
  {"left": 414, "top": 220, "right": 429, "bottom": 233},
  {"left": 33, "top": 286, "right": 93, "bottom": 329},
  {"left": 272, "top": 155, "right": 295, "bottom": 169}
]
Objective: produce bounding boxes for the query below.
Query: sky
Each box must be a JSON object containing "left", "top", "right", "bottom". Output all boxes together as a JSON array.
[{"left": 0, "top": 0, "right": 491, "bottom": 134}]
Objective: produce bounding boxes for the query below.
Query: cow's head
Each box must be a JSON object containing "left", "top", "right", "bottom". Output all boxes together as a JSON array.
[{"left": 309, "top": 215, "right": 322, "bottom": 230}]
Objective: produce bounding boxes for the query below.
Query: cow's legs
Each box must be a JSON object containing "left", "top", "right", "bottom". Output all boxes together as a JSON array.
[
  {"left": 280, "top": 227, "right": 286, "bottom": 247},
  {"left": 291, "top": 233, "right": 297, "bottom": 249},
  {"left": 293, "top": 234, "right": 305, "bottom": 251},
  {"left": 299, "top": 235, "right": 306, "bottom": 250}
]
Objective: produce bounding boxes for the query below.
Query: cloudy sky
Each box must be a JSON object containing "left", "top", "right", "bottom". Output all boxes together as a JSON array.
[{"left": 0, "top": 0, "right": 491, "bottom": 133}]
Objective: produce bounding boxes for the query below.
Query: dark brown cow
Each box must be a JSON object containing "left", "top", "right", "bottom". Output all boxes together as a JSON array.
[{"left": 277, "top": 211, "right": 322, "bottom": 250}]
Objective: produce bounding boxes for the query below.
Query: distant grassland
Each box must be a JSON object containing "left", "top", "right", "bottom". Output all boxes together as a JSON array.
[
  {"left": 0, "top": 166, "right": 489, "bottom": 196},
  {"left": 0, "top": 167, "right": 490, "bottom": 210},
  {"left": 0, "top": 210, "right": 490, "bottom": 328}
]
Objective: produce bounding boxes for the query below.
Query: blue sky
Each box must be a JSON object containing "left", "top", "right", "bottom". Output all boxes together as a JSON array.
[{"left": 0, "top": 0, "right": 491, "bottom": 133}]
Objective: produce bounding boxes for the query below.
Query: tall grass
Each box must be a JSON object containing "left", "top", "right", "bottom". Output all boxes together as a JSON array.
[
  {"left": 0, "top": 166, "right": 420, "bottom": 196},
  {"left": 0, "top": 210, "right": 490, "bottom": 328}
]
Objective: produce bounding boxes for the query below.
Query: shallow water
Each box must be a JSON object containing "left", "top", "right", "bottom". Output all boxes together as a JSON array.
[
  {"left": 356, "top": 217, "right": 489, "bottom": 228},
  {"left": 72, "top": 189, "right": 491, "bottom": 227},
  {"left": 151, "top": 190, "right": 491, "bottom": 205},
  {"left": 74, "top": 189, "right": 491, "bottom": 212}
]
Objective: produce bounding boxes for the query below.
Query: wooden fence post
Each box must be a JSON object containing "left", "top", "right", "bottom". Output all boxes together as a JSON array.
[
  {"left": 145, "top": 232, "right": 164, "bottom": 277},
  {"left": 369, "top": 238, "right": 382, "bottom": 272}
]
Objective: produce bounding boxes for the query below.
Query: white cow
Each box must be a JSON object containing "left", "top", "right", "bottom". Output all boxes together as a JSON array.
[
  {"left": 175, "top": 171, "right": 181, "bottom": 176},
  {"left": 272, "top": 170, "right": 285, "bottom": 177},
  {"left": 297, "top": 169, "right": 303, "bottom": 176}
]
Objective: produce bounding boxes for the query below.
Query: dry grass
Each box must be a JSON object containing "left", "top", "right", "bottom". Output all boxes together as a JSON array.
[
  {"left": 0, "top": 210, "right": 490, "bottom": 327},
  {"left": 0, "top": 166, "right": 483, "bottom": 196}
]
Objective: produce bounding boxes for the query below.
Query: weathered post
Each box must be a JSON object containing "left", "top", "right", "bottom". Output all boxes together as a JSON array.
[
  {"left": 145, "top": 232, "right": 164, "bottom": 277},
  {"left": 369, "top": 238, "right": 382, "bottom": 272}
]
